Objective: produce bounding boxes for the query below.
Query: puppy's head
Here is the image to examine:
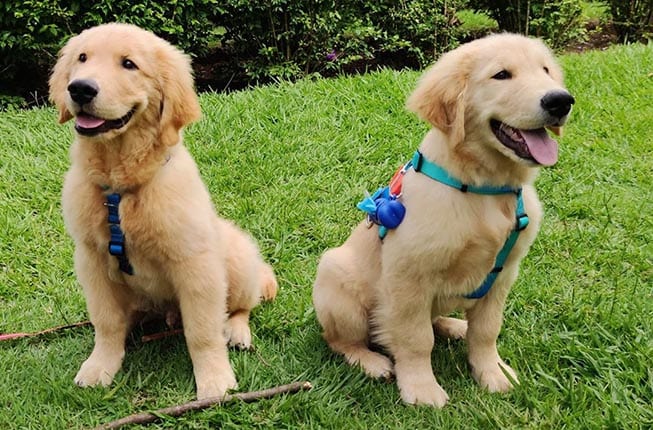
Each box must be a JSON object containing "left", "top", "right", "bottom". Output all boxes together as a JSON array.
[
  {"left": 407, "top": 33, "right": 574, "bottom": 168},
  {"left": 49, "top": 23, "right": 200, "bottom": 146}
]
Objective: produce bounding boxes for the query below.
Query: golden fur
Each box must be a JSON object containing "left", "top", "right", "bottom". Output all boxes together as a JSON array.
[
  {"left": 49, "top": 23, "right": 277, "bottom": 400},
  {"left": 312, "top": 34, "right": 573, "bottom": 407}
]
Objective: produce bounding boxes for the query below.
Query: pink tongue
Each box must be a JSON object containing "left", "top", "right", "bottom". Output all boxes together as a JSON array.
[
  {"left": 76, "top": 114, "right": 105, "bottom": 129},
  {"left": 520, "top": 128, "right": 558, "bottom": 166}
]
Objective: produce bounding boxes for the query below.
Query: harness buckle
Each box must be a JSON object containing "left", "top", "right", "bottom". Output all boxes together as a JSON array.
[
  {"left": 412, "top": 151, "right": 423, "bottom": 172},
  {"left": 515, "top": 213, "right": 529, "bottom": 231},
  {"left": 108, "top": 242, "right": 125, "bottom": 256}
]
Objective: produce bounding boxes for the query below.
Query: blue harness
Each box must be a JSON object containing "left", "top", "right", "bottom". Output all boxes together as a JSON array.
[
  {"left": 358, "top": 151, "right": 529, "bottom": 299},
  {"left": 105, "top": 193, "right": 134, "bottom": 275}
]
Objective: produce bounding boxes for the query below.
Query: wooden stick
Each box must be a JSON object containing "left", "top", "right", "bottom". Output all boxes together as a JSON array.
[
  {"left": 0, "top": 321, "right": 91, "bottom": 341},
  {"left": 95, "top": 381, "right": 313, "bottom": 429}
]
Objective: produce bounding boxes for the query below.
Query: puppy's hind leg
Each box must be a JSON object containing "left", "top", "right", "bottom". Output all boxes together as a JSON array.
[
  {"left": 223, "top": 223, "right": 278, "bottom": 350},
  {"left": 226, "top": 261, "right": 278, "bottom": 349},
  {"left": 225, "top": 262, "right": 277, "bottom": 350},
  {"left": 312, "top": 248, "right": 393, "bottom": 380},
  {"left": 258, "top": 261, "right": 278, "bottom": 301}
]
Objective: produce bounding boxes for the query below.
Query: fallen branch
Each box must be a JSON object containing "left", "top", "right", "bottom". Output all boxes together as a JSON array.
[
  {"left": 0, "top": 321, "right": 91, "bottom": 341},
  {"left": 95, "top": 381, "right": 313, "bottom": 429}
]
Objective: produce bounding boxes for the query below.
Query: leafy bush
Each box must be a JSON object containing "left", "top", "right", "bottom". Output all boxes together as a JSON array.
[
  {"left": 0, "top": 0, "right": 222, "bottom": 106},
  {"left": 0, "top": 1, "right": 72, "bottom": 106},
  {"left": 0, "top": 0, "right": 626, "bottom": 109},
  {"left": 217, "top": 0, "right": 469, "bottom": 83},
  {"left": 529, "top": 0, "right": 586, "bottom": 49},
  {"left": 470, "top": 0, "right": 587, "bottom": 49},
  {"left": 454, "top": 9, "right": 499, "bottom": 41},
  {"left": 1, "top": 0, "right": 476, "bottom": 105},
  {"left": 606, "top": 0, "right": 653, "bottom": 42}
]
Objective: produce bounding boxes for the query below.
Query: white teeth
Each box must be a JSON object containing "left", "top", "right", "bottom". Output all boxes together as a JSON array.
[{"left": 500, "top": 123, "right": 523, "bottom": 142}]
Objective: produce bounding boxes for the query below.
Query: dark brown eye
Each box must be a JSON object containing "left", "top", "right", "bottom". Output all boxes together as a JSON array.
[
  {"left": 492, "top": 70, "right": 512, "bottom": 80},
  {"left": 543, "top": 66, "right": 550, "bottom": 74},
  {"left": 122, "top": 58, "right": 138, "bottom": 70},
  {"left": 79, "top": 53, "right": 87, "bottom": 62}
]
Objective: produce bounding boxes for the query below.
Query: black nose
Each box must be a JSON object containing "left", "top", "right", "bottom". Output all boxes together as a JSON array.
[
  {"left": 541, "top": 90, "right": 575, "bottom": 119},
  {"left": 67, "top": 79, "right": 99, "bottom": 105}
]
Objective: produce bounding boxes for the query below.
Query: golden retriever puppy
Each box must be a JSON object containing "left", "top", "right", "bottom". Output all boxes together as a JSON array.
[
  {"left": 313, "top": 34, "right": 574, "bottom": 407},
  {"left": 49, "top": 23, "right": 278, "bottom": 400}
]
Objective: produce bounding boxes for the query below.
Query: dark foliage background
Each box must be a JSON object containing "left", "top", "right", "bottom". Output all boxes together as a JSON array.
[{"left": 0, "top": 0, "right": 649, "bottom": 108}]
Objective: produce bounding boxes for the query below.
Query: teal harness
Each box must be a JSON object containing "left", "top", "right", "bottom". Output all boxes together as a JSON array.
[{"left": 359, "top": 151, "right": 529, "bottom": 299}]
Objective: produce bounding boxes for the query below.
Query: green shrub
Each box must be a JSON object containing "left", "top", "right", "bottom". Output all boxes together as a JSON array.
[
  {"left": 0, "top": 0, "right": 223, "bottom": 105},
  {"left": 529, "top": 0, "right": 586, "bottom": 49},
  {"left": 0, "top": 0, "right": 618, "bottom": 107},
  {"left": 1, "top": 0, "right": 474, "bottom": 104},
  {"left": 0, "top": 95, "right": 27, "bottom": 110},
  {"left": 454, "top": 9, "right": 499, "bottom": 41},
  {"left": 218, "top": 0, "right": 469, "bottom": 83},
  {"left": 470, "top": 0, "right": 587, "bottom": 49},
  {"left": 0, "top": 1, "right": 72, "bottom": 105},
  {"left": 606, "top": 0, "right": 653, "bottom": 42}
]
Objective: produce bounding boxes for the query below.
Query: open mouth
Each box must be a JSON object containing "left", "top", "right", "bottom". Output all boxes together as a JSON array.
[
  {"left": 490, "top": 119, "right": 558, "bottom": 166},
  {"left": 74, "top": 108, "right": 135, "bottom": 136}
]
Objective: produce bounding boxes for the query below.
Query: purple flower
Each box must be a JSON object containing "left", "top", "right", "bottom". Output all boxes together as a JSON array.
[{"left": 326, "top": 50, "right": 337, "bottom": 61}]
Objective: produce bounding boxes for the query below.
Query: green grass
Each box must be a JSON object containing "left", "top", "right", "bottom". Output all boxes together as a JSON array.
[{"left": 1, "top": 42, "right": 651, "bottom": 429}]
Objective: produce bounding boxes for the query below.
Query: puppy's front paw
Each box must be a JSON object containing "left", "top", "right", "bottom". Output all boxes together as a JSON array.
[
  {"left": 397, "top": 373, "right": 449, "bottom": 407},
  {"left": 196, "top": 366, "right": 238, "bottom": 400},
  {"left": 472, "top": 359, "right": 518, "bottom": 393},
  {"left": 74, "top": 355, "right": 121, "bottom": 387}
]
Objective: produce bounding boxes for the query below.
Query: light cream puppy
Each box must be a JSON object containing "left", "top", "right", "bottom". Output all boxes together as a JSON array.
[
  {"left": 313, "top": 33, "right": 574, "bottom": 407},
  {"left": 49, "top": 23, "right": 277, "bottom": 400}
]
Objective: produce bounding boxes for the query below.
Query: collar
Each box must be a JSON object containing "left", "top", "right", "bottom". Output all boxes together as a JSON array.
[{"left": 410, "top": 151, "right": 520, "bottom": 195}]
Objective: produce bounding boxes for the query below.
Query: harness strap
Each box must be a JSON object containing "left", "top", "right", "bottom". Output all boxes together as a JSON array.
[
  {"left": 358, "top": 151, "right": 528, "bottom": 299},
  {"left": 106, "top": 193, "right": 134, "bottom": 275},
  {"left": 465, "top": 190, "right": 528, "bottom": 298}
]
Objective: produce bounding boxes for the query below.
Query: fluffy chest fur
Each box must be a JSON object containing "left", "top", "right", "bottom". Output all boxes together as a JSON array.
[
  {"left": 381, "top": 171, "right": 542, "bottom": 299},
  {"left": 61, "top": 142, "right": 221, "bottom": 300}
]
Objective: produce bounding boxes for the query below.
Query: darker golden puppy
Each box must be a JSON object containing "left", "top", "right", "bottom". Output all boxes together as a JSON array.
[{"left": 49, "top": 23, "right": 277, "bottom": 400}]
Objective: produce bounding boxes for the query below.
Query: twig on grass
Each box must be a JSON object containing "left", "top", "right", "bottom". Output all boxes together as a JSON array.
[
  {"left": 0, "top": 321, "right": 91, "bottom": 341},
  {"left": 0, "top": 319, "right": 183, "bottom": 344},
  {"left": 95, "top": 381, "right": 313, "bottom": 429},
  {"left": 254, "top": 347, "right": 273, "bottom": 367}
]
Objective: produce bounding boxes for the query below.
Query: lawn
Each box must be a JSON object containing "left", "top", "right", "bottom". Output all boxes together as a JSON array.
[{"left": 0, "top": 42, "right": 651, "bottom": 429}]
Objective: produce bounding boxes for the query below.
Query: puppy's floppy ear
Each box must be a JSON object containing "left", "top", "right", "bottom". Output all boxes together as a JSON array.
[
  {"left": 406, "top": 48, "right": 470, "bottom": 145},
  {"left": 157, "top": 43, "right": 201, "bottom": 147},
  {"left": 48, "top": 36, "right": 76, "bottom": 124}
]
